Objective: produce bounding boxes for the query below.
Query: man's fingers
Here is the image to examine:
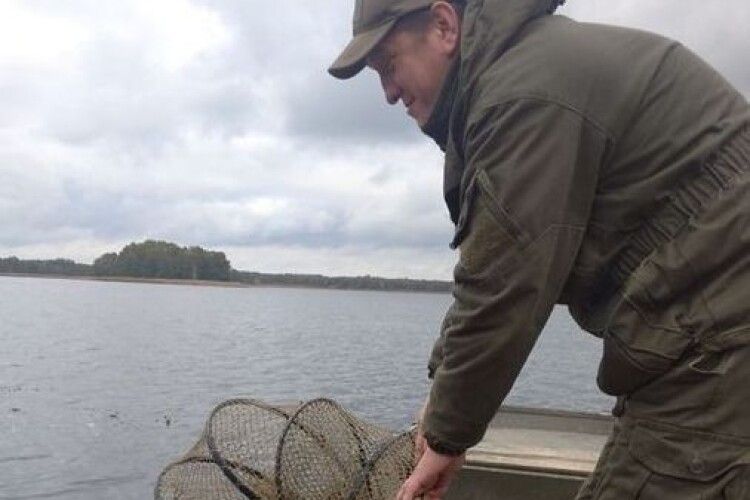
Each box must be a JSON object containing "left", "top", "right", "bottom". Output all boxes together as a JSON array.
[
  {"left": 399, "top": 457, "right": 434, "bottom": 500},
  {"left": 427, "top": 471, "right": 454, "bottom": 498},
  {"left": 396, "top": 477, "right": 424, "bottom": 500},
  {"left": 420, "top": 453, "right": 465, "bottom": 499},
  {"left": 436, "top": 454, "right": 466, "bottom": 497},
  {"left": 400, "top": 447, "right": 465, "bottom": 500},
  {"left": 419, "top": 468, "right": 454, "bottom": 500}
]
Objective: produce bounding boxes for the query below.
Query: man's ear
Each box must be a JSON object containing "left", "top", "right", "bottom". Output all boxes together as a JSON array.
[{"left": 429, "top": 2, "right": 461, "bottom": 55}]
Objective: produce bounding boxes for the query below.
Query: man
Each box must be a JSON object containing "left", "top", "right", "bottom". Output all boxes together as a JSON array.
[{"left": 329, "top": 1, "right": 750, "bottom": 498}]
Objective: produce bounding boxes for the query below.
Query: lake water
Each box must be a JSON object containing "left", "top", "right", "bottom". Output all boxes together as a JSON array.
[{"left": 0, "top": 276, "right": 613, "bottom": 499}]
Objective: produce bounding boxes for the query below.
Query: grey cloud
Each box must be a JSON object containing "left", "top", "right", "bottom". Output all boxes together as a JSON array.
[
  {"left": 27, "top": 0, "right": 417, "bottom": 153},
  {"left": 39, "top": 37, "right": 267, "bottom": 151},
  {"left": 137, "top": 188, "right": 450, "bottom": 251},
  {"left": 194, "top": 0, "right": 347, "bottom": 70},
  {"left": 284, "top": 70, "right": 423, "bottom": 144},
  {"left": 0, "top": 136, "right": 450, "bottom": 253},
  {"left": 194, "top": 0, "right": 423, "bottom": 144}
]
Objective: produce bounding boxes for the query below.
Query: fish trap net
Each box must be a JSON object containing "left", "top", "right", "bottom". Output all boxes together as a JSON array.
[{"left": 155, "top": 398, "right": 416, "bottom": 499}]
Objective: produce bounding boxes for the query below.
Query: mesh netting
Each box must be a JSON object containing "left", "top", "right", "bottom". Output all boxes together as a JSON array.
[{"left": 155, "top": 398, "right": 416, "bottom": 499}]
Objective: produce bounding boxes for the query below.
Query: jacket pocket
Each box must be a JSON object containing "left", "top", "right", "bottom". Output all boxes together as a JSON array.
[
  {"left": 628, "top": 421, "right": 750, "bottom": 498},
  {"left": 474, "top": 169, "right": 527, "bottom": 244},
  {"left": 450, "top": 169, "right": 529, "bottom": 250},
  {"left": 449, "top": 173, "right": 478, "bottom": 250},
  {"left": 597, "top": 258, "right": 697, "bottom": 396}
]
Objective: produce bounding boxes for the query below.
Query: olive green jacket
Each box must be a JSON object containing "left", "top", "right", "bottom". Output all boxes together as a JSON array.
[{"left": 422, "top": 0, "right": 750, "bottom": 453}]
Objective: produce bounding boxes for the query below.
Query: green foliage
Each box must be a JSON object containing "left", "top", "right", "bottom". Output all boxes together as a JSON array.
[
  {"left": 229, "top": 269, "right": 451, "bottom": 293},
  {"left": 92, "top": 240, "right": 231, "bottom": 281},
  {"left": 0, "top": 256, "right": 93, "bottom": 276}
]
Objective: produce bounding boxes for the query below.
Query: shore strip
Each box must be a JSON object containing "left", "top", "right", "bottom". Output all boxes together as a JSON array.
[{"left": 0, "top": 273, "right": 451, "bottom": 293}]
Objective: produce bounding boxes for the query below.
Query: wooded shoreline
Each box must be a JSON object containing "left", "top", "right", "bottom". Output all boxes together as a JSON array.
[
  {"left": 0, "top": 240, "right": 453, "bottom": 293},
  {"left": 0, "top": 272, "right": 453, "bottom": 294}
]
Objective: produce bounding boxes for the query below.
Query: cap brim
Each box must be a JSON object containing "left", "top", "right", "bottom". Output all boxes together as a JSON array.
[{"left": 328, "top": 20, "right": 397, "bottom": 80}]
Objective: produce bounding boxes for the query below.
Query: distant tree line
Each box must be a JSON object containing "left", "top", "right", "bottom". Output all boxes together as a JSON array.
[
  {"left": 93, "top": 240, "right": 231, "bottom": 281},
  {"left": 1, "top": 240, "right": 451, "bottom": 293},
  {"left": 230, "top": 270, "right": 451, "bottom": 293},
  {"left": 0, "top": 257, "right": 93, "bottom": 276}
]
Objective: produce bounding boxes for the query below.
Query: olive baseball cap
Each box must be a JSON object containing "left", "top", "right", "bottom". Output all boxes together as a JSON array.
[{"left": 329, "top": 0, "right": 435, "bottom": 79}]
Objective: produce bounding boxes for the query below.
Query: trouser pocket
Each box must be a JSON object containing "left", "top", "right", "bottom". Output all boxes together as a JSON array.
[
  {"left": 576, "top": 424, "right": 620, "bottom": 500},
  {"left": 724, "top": 466, "right": 750, "bottom": 499},
  {"left": 576, "top": 433, "right": 649, "bottom": 499},
  {"left": 580, "top": 419, "right": 750, "bottom": 500},
  {"left": 628, "top": 421, "right": 750, "bottom": 499}
]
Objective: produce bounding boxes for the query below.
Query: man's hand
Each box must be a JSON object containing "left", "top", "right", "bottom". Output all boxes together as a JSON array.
[{"left": 397, "top": 446, "right": 465, "bottom": 500}]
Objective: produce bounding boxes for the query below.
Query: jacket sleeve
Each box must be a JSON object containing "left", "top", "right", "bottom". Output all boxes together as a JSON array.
[
  {"left": 427, "top": 326, "right": 445, "bottom": 379},
  {"left": 422, "top": 98, "right": 609, "bottom": 452}
]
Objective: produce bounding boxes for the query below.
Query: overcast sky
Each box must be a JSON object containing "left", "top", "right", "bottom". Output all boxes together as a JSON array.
[{"left": 1, "top": 1, "right": 747, "bottom": 279}]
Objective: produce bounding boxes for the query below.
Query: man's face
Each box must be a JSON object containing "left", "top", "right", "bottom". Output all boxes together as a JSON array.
[{"left": 366, "top": 20, "right": 456, "bottom": 127}]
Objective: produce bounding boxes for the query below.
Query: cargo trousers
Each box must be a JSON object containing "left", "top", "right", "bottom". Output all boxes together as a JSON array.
[{"left": 576, "top": 343, "right": 750, "bottom": 499}]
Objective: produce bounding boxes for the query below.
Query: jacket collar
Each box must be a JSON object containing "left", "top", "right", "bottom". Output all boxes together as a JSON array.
[
  {"left": 421, "top": 59, "right": 461, "bottom": 151},
  {"left": 437, "top": 0, "right": 565, "bottom": 226},
  {"left": 458, "top": 0, "right": 565, "bottom": 90}
]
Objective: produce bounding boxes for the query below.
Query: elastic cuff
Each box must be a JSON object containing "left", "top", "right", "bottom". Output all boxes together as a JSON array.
[{"left": 424, "top": 431, "right": 466, "bottom": 456}]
